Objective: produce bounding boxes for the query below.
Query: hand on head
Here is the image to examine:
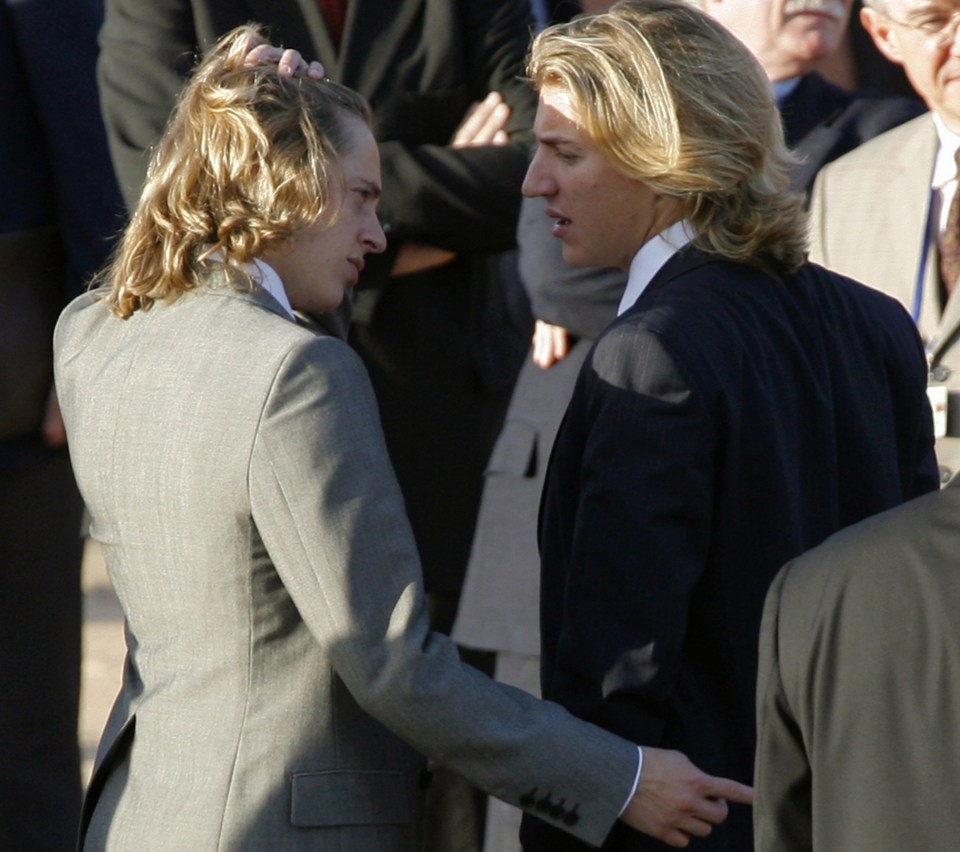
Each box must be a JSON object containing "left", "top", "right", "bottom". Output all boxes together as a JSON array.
[{"left": 243, "top": 41, "right": 325, "bottom": 80}]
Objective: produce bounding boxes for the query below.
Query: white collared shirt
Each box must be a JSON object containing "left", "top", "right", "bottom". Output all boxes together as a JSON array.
[
  {"left": 616, "top": 220, "right": 696, "bottom": 316},
  {"left": 932, "top": 112, "right": 960, "bottom": 238},
  {"left": 205, "top": 251, "right": 296, "bottom": 321},
  {"left": 772, "top": 76, "right": 801, "bottom": 106},
  {"left": 245, "top": 258, "right": 296, "bottom": 321}
]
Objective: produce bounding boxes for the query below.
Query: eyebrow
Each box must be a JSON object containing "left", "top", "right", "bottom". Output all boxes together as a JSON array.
[
  {"left": 534, "top": 132, "right": 581, "bottom": 149},
  {"left": 351, "top": 178, "right": 382, "bottom": 199}
]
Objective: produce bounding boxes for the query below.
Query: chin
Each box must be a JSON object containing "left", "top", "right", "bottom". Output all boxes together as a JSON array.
[{"left": 561, "top": 245, "right": 594, "bottom": 269}]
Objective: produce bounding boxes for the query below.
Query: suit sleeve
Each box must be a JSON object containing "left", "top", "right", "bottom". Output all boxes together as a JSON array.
[
  {"left": 753, "top": 564, "right": 813, "bottom": 852},
  {"left": 374, "top": 0, "right": 537, "bottom": 256},
  {"left": 540, "top": 322, "right": 716, "bottom": 745},
  {"left": 247, "top": 335, "right": 637, "bottom": 848},
  {"left": 97, "top": 0, "right": 202, "bottom": 208}
]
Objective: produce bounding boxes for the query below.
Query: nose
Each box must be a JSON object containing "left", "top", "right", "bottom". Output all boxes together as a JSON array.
[
  {"left": 364, "top": 214, "right": 387, "bottom": 254},
  {"left": 522, "top": 146, "right": 553, "bottom": 199}
]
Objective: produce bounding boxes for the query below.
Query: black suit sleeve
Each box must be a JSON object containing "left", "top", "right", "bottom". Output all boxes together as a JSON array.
[
  {"left": 374, "top": 0, "right": 537, "bottom": 256},
  {"left": 540, "top": 320, "right": 717, "bottom": 744}
]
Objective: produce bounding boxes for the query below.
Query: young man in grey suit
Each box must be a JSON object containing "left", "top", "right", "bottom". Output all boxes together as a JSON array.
[
  {"left": 755, "top": 477, "right": 960, "bottom": 850},
  {"left": 808, "top": 0, "right": 960, "bottom": 484}
]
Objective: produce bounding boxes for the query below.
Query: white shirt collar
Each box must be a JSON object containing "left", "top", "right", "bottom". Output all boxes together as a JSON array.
[
  {"left": 931, "top": 112, "right": 960, "bottom": 191},
  {"left": 207, "top": 250, "right": 296, "bottom": 321},
  {"left": 772, "top": 76, "right": 802, "bottom": 106},
  {"left": 246, "top": 258, "right": 295, "bottom": 320},
  {"left": 617, "top": 220, "right": 695, "bottom": 316}
]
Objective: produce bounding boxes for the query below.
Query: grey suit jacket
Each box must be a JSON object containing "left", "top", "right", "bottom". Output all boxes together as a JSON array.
[
  {"left": 54, "top": 278, "right": 636, "bottom": 851},
  {"left": 755, "top": 477, "right": 960, "bottom": 851},
  {"left": 809, "top": 113, "right": 960, "bottom": 482}
]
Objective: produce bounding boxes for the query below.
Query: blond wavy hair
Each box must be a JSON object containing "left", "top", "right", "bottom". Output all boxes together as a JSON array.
[
  {"left": 528, "top": 0, "right": 808, "bottom": 276},
  {"left": 100, "top": 25, "right": 371, "bottom": 318}
]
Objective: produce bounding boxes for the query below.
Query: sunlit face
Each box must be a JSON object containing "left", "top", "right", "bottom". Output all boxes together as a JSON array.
[
  {"left": 264, "top": 116, "right": 386, "bottom": 315},
  {"left": 522, "top": 85, "right": 672, "bottom": 271},
  {"left": 863, "top": 0, "right": 960, "bottom": 131},
  {"left": 704, "top": 0, "right": 854, "bottom": 81}
]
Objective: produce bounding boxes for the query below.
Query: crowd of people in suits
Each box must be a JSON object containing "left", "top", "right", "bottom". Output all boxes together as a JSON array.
[{"left": 3, "top": 0, "right": 960, "bottom": 850}]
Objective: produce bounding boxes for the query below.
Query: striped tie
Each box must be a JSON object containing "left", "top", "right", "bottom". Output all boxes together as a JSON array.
[{"left": 939, "top": 149, "right": 960, "bottom": 297}]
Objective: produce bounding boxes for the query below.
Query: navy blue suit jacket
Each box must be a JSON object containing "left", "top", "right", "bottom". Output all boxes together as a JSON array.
[{"left": 522, "top": 248, "right": 939, "bottom": 851}]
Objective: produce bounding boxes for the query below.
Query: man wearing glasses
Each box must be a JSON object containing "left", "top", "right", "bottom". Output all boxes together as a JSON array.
[{"left": 808, "top": 0, "right": 960, "bottom": 485}]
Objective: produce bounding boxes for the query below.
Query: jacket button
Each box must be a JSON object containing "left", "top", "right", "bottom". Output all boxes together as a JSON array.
[
  {"left": 940, "top": 465, "right": 953, "bottom": 485},
  {"left": 930, "top": 364, "right": 952, "bottom": 382},
  {"left": 563, "top": 804, "right": 580, "bottom": 826}
]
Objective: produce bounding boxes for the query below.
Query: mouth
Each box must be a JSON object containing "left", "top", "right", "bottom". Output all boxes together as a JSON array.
[
  {"left": 348, "top": 257, "right": 365, "bottom": 279},
  {"left": 546, "top": 207, "right": 572, "bottom": 238},
  {"left": 783, "top": 0, "right": 846, "bottom": 19}
]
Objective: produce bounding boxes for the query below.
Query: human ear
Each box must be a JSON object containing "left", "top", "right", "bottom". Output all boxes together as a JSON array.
[{"left": 861, "top": 6, "right": 907, "bottom": 65}]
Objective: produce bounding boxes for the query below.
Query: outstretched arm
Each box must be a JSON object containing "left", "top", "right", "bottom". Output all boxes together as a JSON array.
[{"left": 622, "top": 748, "right": 754, "bottom": 848}]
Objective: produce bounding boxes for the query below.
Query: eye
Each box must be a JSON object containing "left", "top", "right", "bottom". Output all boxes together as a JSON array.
[
  {"left": 351, "top": 187, "right": 378, "bottom": 207},
  {"left": 913, "top": 11, "right": 953, "bottom": 31}
]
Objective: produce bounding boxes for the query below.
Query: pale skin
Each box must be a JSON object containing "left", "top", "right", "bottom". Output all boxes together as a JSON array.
[{"left": 700, "top": 0, "right": 854, "bottom": 81}]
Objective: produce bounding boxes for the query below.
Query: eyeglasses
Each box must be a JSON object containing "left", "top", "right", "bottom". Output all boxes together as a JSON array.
[{"left": 884, "top": 7, "right": 960, "bottom": 47}]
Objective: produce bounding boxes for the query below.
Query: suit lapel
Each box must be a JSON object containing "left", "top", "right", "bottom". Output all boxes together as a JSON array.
[
  {"left": 779, "top": 73, "right": 848, "bottom": 148},
  {"left": 879, "top": 120, "right": 938, "bottom": 328},
  {"left": 930, "top": 286, "right": 960, "bottom": 360},
  {"left": 338, "top": 0, "right": 424, "bottom": 94},
  {"left": 220, "top": 0, "right": 425, "bottom": 99}
]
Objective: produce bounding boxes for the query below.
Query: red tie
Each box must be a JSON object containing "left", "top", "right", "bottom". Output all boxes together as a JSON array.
[{"left": 318, "top": 0, "right": 347, "bottom": 47}]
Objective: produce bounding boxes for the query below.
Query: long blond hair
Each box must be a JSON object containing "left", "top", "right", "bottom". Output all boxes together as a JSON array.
[
  {"left": 528, "top": 0, "right": 808, "bottom": 277},
  {"left": 101, "top": 25, "right": 371, "bottom": 318}
]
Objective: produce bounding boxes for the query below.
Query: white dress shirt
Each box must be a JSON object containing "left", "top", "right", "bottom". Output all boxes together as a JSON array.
[
  {"left": 617, "top": 220, "right": 696, "bottom": 316},
  {"left": 246, "top": 257, "right": 295, "bottom": 321},
  {"left": 932, "top": 113, "right": 960, "bottom": 239}
]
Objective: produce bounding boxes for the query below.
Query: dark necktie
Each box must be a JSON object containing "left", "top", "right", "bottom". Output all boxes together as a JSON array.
[
  {"left": 939, "top": 150, "right": 960, "bottom": 297},
  {"left": 318, "top": 0, "right": 347, "bottom": 47}
]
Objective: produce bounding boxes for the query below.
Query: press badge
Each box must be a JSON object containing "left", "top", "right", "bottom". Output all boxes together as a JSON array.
[{"left": 928, "top": 385, "right": 948, "bottom": 439}]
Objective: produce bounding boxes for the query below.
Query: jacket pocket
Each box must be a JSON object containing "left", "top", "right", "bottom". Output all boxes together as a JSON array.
[{"left": 290, "top": 769, "right": 412, "bottom": 827}]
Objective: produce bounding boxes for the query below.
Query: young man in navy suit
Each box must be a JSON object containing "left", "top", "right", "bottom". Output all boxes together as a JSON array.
[{"left": 519, "top": 3, "right": 938, "bottom": 849}]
